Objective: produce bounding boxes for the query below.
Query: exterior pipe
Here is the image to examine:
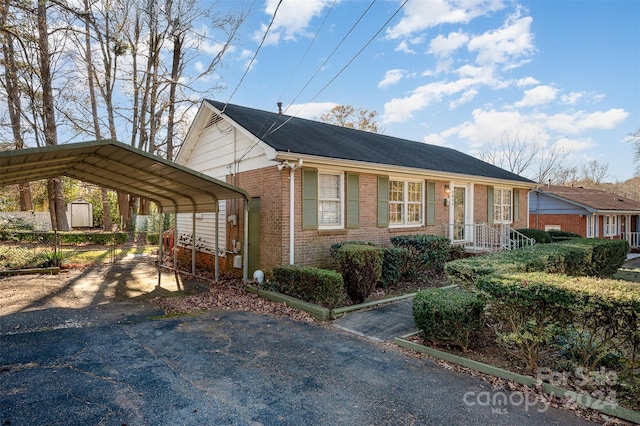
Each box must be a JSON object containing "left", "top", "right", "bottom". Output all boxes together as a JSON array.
[
  {"left": 243, "top": 201, "right": 249, "bottom": 282},
  {"left": 288, "top": 160, "right": 302, "bottom": 264}
]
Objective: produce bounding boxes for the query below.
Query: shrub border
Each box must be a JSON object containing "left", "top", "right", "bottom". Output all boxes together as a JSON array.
[{"left": 394, "top": 332, "right": 640, "bottom": 424}]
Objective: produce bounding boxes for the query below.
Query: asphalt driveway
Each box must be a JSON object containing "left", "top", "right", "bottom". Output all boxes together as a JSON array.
[{"left": 0, "top": 263, "right": 594, "bottom": 425}]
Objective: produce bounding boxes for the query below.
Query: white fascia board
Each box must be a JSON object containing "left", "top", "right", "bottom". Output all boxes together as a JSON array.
[{"left": 275, "top": 153, "right": 537, "bottom": 188}]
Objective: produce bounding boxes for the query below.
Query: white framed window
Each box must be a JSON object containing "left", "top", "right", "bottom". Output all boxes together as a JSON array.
[
  {"left": 318, "top": 171, "right": 343, "bottom": 228},
  {"left": 389, "top": 179, "right": 423, "bottom": 226},
  {"left": 494, "top": 188, "right": 512, "bottom": 223},
  {"left": 545, "top": 225, "right": 561, "bottom": 231},
  {"left": 586, "top": 215, "right": 595, "bottom": 238},
  {"left": 604, "top": 215, "right": 617, "bottom": 237}
]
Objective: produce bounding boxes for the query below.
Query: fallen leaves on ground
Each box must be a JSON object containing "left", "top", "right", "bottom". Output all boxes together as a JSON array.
[{"left": 152, "top": 277, "right": 315, "bottom": 323}]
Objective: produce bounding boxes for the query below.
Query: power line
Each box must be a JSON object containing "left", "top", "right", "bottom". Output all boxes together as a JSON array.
[
  {"left": 267, "top": 0, "right": 409, "bottom": 136},
  {"left": 220, "top": 0, "right": 283, "bottom": 115}
]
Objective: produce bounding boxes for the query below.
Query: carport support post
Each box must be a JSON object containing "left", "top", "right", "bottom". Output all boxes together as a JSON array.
[
  {"left": 192, "top": 211, "right": 196, "bottom": 276},
  {"left": 157, "top": 205, "right": 163, "bottom": 288},
  {"left": 215, "top": 208, "right": 219, "bottom": 282}
]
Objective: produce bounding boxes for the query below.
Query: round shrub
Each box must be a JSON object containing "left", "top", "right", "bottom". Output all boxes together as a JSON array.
[
  {"left": 412, "top": 288, "right": 485, "bottom": 352},
  {"left": 336, "top": 244, "right": 383, "bottom": 304}
]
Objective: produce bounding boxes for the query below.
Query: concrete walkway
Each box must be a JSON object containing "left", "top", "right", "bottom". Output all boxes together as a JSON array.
[{"left": 332, "top": 297, "right": 417, "bottom": 342}]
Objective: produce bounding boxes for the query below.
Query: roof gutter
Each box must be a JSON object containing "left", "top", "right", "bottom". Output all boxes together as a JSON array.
[{"left": 275, "top": 153, "right": 537, "bottom": 188}]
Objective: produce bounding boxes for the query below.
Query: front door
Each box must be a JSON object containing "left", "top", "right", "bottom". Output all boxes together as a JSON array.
[{"left": 453, "top": 187, "right": 466, "bottom": 241}]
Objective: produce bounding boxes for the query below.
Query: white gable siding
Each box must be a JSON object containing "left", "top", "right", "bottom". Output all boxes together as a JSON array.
[{"left": 176, "top": 119, "right": 272, "bottom": 254}]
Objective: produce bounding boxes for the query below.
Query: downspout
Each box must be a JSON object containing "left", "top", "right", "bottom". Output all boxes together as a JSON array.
[
  {"left": 277, "top": 159, "right": 303, "bottom": 264},
  {"left": 243, "top": 201, "right": 249, "bottom": 282},
  {"left": 214, "top": 200, "right": 219, "bottom": 282},
  {"left": 288, "top": 160, "right": 302, "bottom": 264}
]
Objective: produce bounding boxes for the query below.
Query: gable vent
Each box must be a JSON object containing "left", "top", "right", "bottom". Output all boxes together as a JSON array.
[{"left": 205, "top": 112, "right": 223, "bottom": 128}]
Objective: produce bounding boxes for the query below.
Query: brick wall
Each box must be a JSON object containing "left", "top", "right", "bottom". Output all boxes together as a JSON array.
[
  {"left": 528, "top": 213, "right": 586, "bottom": 236},
  {"left": 230, "top": 167, "right": 532, "bottom": 270}
]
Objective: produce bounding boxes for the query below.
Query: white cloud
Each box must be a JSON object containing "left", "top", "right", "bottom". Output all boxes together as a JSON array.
[
  {"left": 420, "top": 108, "right": 629, "bottom": 155},
  {"left": 467, "top": 14, "right": 534, "bottom": 66},
  {"left": 516, "top": 77, "right": 539, "bottom": 86},
  {"left": 382, "top": 78, "right": 476, "bottom": 123},
  {"left": 561, "top": 92, "right": 584, "bottom": 105},
  {"left": 423, "top": 133, "right": 449, "bottom": 146},
  {"left": 378, "top": 69, "right": 405, "bottom": 88},
  {"left": 449, "top": 89, "right": 479, "bottom": 109},
  {"left": 515, "top": 85, "right": 557, "bottom": 107},
  {"left": 428, "top": 31, "right": 470, "bottom": 57},
  {"left": 386, "top": 0, "right": 506, "bottom": 39},
  {"left": 552, "top": 136, "right": 596, "bottom": 153},
  {"left": 286, "top": 102, "right": 337, "bottom": 119},
  {"left": 395, "top": 40, "right": 416, "bottom": 54},
  {"left": 256, "top": 0, "right": 334, "bottom": 46},
  {"left": 546, "top": 109, "right": 629, "bottom": 134}
]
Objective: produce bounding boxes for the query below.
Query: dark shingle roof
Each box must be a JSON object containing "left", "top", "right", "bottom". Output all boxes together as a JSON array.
[
  {"left": 206, "top": 100, "right": 534, "bottom": 184},
  {"left": 539, "top": 185, "right": 640, "bottom": 211}
]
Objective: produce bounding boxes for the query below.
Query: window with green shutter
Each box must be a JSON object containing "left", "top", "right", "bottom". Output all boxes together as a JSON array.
[
  {"left": 377, "top": 176, "right": 389, "bottom": 227},
  {"left": 513, "top": 189, "right": 520, "bottom": 222},
  {"left": 346, "top": 173, "right": 360, "bottom": 228},
  {"left": 302, "top": 169, "right": 318, "bottom": 229},
  {"left": 426, "top": 181, "right": 436, "bottom": 225}
]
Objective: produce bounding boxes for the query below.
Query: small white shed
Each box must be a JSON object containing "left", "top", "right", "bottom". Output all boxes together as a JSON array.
[{"left": 68, "top": 199, "right": 93, "bottom": 228}]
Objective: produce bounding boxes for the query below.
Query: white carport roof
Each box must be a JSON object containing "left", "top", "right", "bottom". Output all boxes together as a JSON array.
[{"left": 0, "top": 140, "right": 249, "bottom": 213}]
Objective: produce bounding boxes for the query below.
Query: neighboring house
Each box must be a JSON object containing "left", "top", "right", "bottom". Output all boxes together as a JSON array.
[
  {"left": 176, "top": 100, "right": 537, "bottom": 274},
  {"left": 529, "top": 185, "right": 640, "bottom": 249}
]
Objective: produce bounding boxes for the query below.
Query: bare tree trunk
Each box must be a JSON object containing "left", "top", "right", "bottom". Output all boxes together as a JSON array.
[
  {"left": 1, "top": 0, "right": 33, "bottom": 210},
  {"left": 82, "top": 0, "right": 111, "bottom": 230},
  {"left": 37, "top": 0, "right": 68, "bottom": 230}
]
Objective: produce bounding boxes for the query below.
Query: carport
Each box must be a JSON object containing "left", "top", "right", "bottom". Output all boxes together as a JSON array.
[{"left": 0, "top": 139, "right": 250, "bottom": 281}]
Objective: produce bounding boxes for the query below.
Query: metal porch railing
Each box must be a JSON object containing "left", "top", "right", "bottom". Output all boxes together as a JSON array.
[{"left": 444, "top": 222, "right": 535, "bottom": 253}]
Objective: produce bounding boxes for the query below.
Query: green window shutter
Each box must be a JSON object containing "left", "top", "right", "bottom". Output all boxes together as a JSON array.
[
  {"left": 377, "top": 176, "right": 389, "bottom": 227},
  {"left": 487, "top": 186, "right": 494, "bottom": 223},
  {"left": 302, "top": 169, "right": 318, "bottom": 230},
  {"left": 346, "top": 173, "right": 360, "bottom": 228},
  {"left": 513, "top": 189, "right": 520, "bottom": 222},
  {"left": 426, "top": 181, "right": 436, "bottom": 225}
]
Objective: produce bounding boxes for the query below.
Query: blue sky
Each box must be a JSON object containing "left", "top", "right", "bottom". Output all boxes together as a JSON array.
[{"left": 204, "top": 0, "right": 639, "bottom": 182}]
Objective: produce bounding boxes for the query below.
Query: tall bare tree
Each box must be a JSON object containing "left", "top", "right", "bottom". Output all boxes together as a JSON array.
[
  {"left": 81, "top": 0, "right": 110, "bottom": 230},
  {"left": 320, "top": 105, "right": 380, "bottom": 133},
  {"left": 37, "top": 0, "right": 69, "bottom": 230},
  {"left": 630, "top": 128, "right": 640, "bottom": 176},
  {"left": 0, "top": 0, "right": 32, "bottom": 210},
  {"left": 581, "top": 160, "right": 609, "bottom": 184}
]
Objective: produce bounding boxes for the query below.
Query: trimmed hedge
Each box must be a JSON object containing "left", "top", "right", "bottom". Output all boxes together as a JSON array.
[
  {"left": 336, "top": 245, "right": 383, "bottom": 303},
  {"left": 445, "top": 238, "right": 628, "bottom": 285},
  {"left": 0, "top": 231, "right": 129, "bottom": 245},
  {"left": 547, "top": 229, "right": 582, "bottom": 242},
  {"left": 413, "top": 288, "right": 485, "bottom": 352},
  {"left": 390, "top": 234, "right": 451, "bottom": 275},
  {"left": 516, "top": 228, "right": 552, "bottom": 244},
  {"left": 271, "top": 265, "right": 345, "bottom": 309},
  {"left": 476, "top": 272, "right": 640, "bottom": 371},
  {"left": 380, "top": 246, "right": 411, "bottom": 287},
  {"left": 560, "top": 238, "right": 628, "bottom": 277}
]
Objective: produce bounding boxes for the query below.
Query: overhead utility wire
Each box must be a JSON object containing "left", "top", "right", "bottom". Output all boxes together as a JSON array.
[
  {"left": 238, "top": 0, "right": 339, "bottom": 162},
  {"left": 273, "top": 0, "right": 377, "bottom": 124},
  {"left": 220, "top": 0, "right": 283, "bottom": 115},
  {"left": 274, "top": 0, "right": 338, "bottom": 109},
  {"left": 266, "top": 0, "right": 409, "bottom": 137}
]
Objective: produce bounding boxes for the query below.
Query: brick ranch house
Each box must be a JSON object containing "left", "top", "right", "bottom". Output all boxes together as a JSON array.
[
  {"left": 175, "top": 100, "right": 537, "bottom": 275},
  {"left": 529, "top": 185, "right": 640, "bottom": 249}
]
